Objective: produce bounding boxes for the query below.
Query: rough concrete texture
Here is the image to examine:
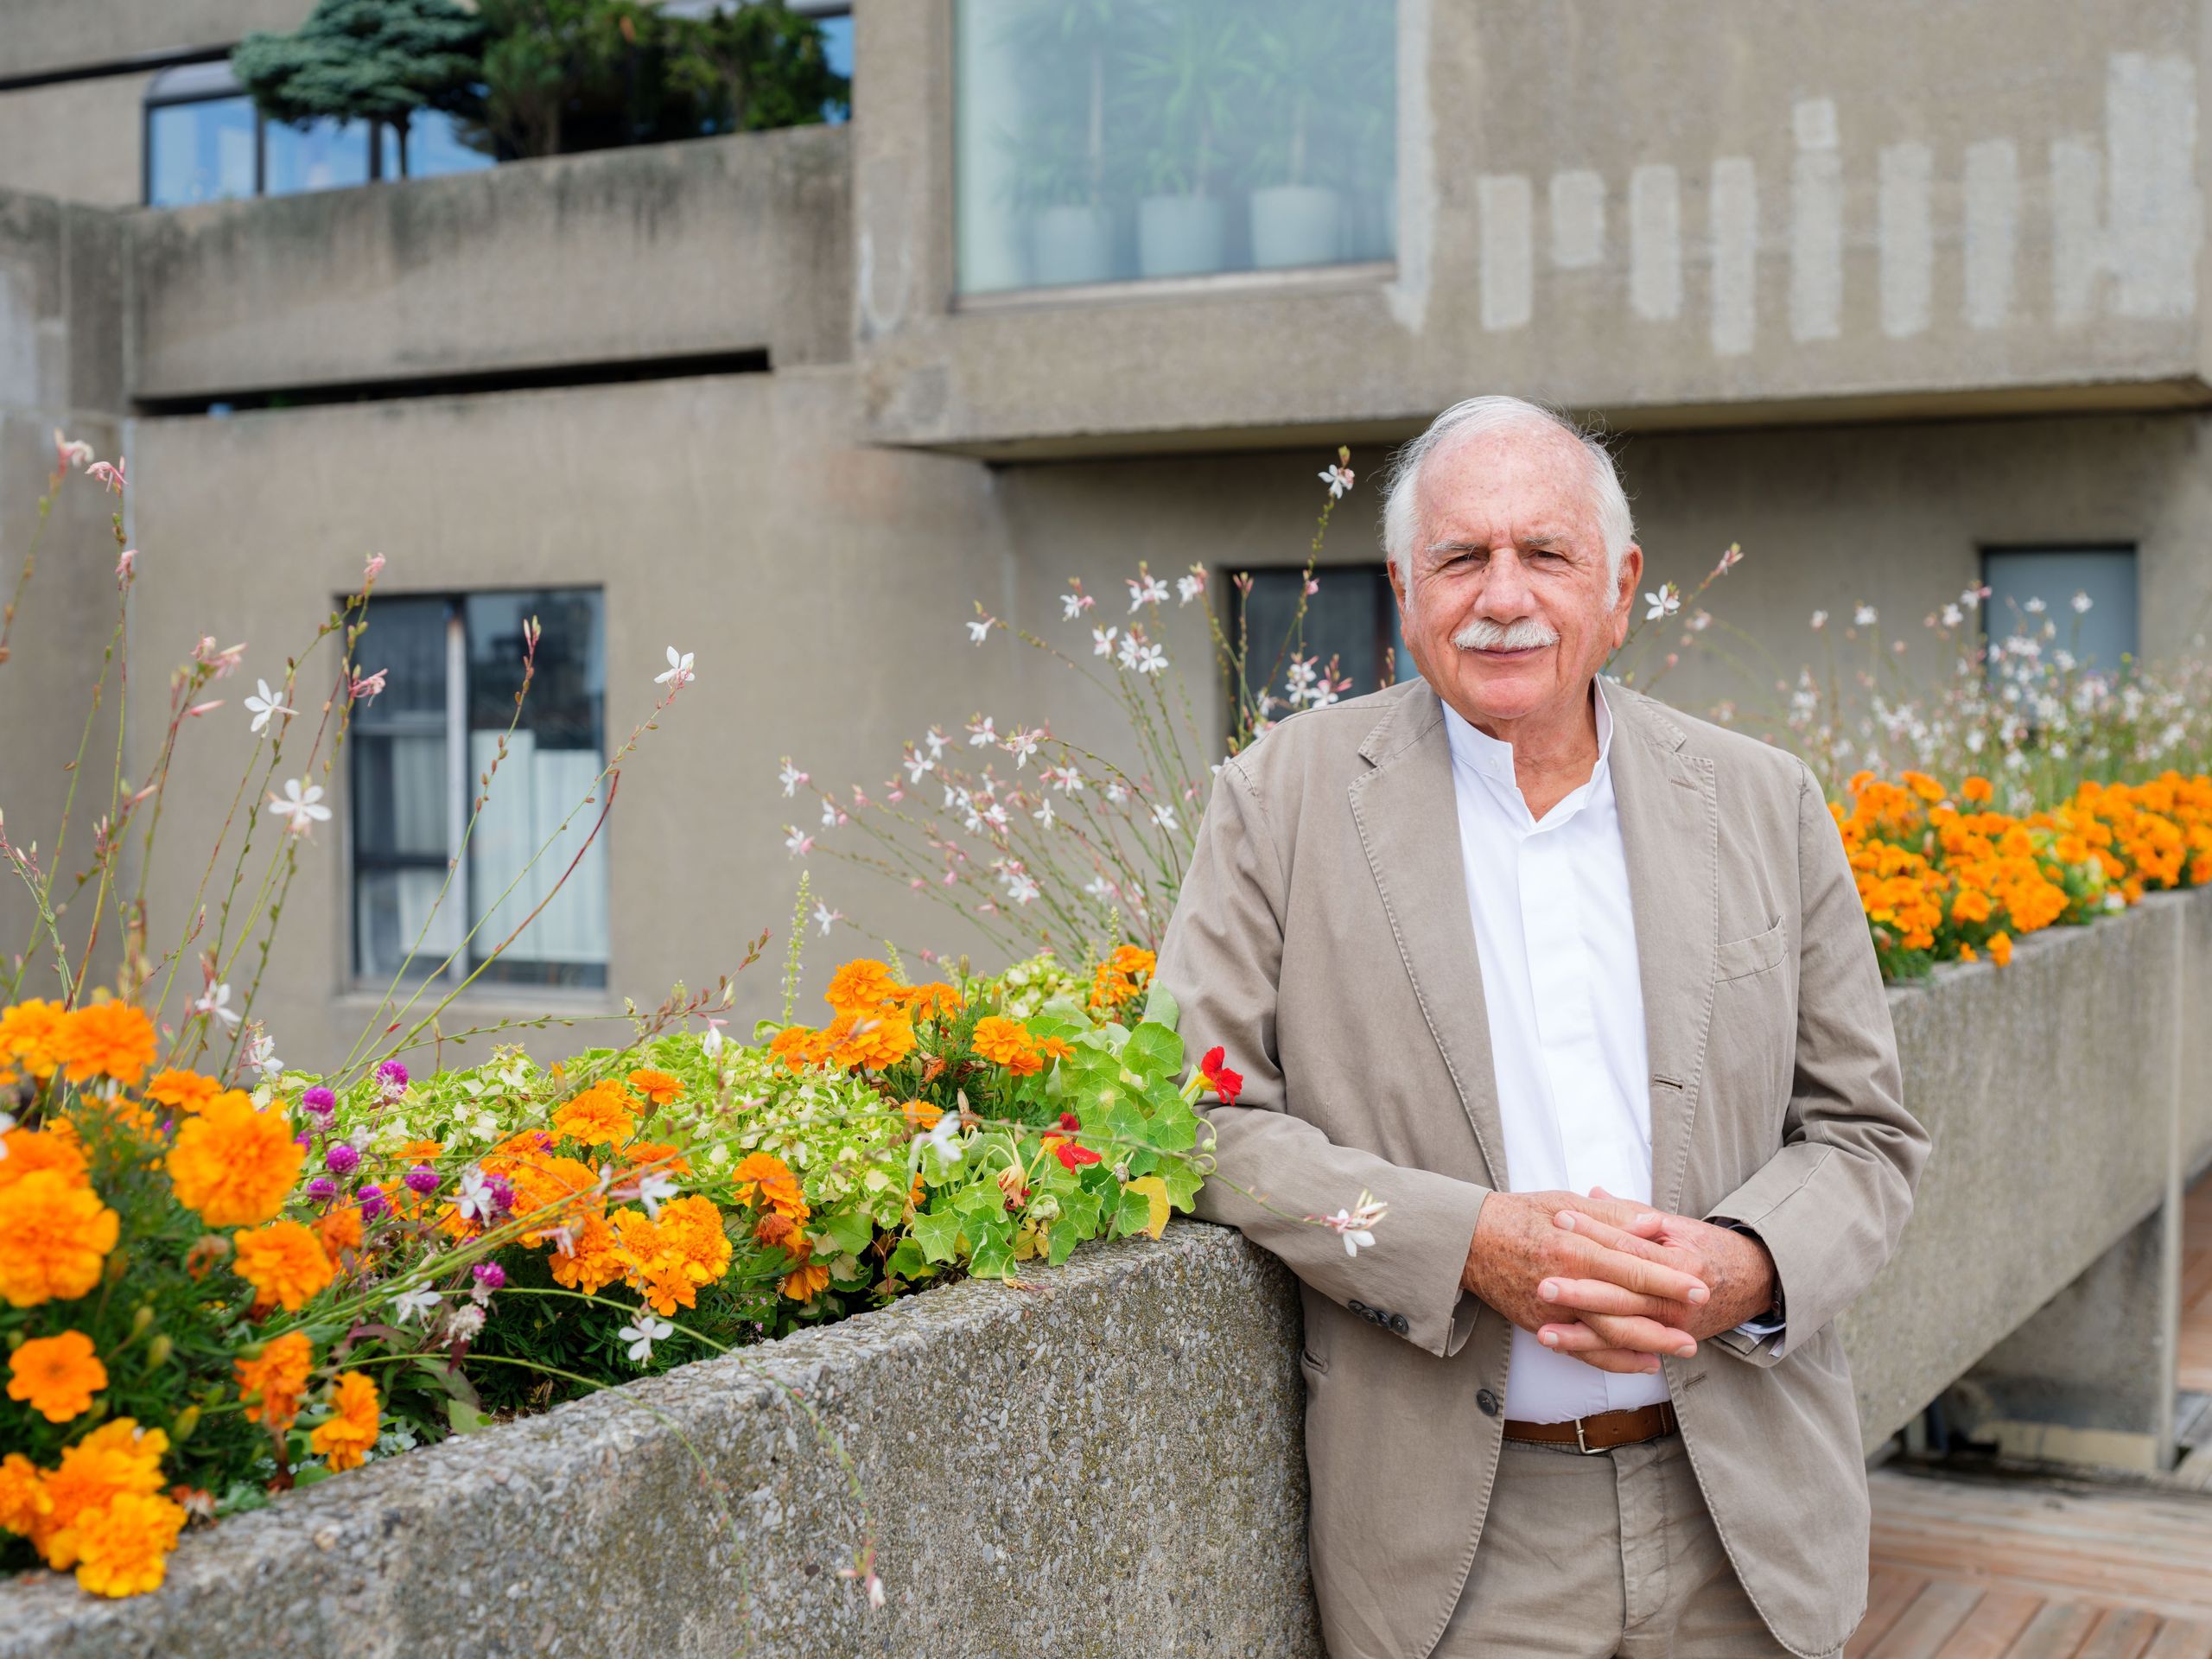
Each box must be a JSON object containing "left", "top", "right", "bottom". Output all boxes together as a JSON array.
[
  {"left": 130, "top": 124, "right": 854, "bottom": 402},
  {"left": 855, "top": 0, "right": 2210, "bottom": 455},
  {"left": 0, "top": 1224, "right": 1320, "bottom": 1659},
  {"left": 1841, "top": 892, "right": 2198, "bottom": 1446},
  {"left": 0, "top": 0, "right": 312, "bottom": 83}
]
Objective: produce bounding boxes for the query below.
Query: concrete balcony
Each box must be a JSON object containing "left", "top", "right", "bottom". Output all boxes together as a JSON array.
[{"left": 851, "top": 0, "right": 2212, "bottom": 458}]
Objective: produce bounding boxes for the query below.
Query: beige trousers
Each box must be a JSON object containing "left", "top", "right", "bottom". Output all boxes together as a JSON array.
[{"left": 1434, "top": 1434, "right": 1823, "bottom": 1658}]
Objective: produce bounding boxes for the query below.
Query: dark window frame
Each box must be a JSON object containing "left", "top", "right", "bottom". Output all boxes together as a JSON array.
[
  {"left": 1227, "top": 563, "right": 1403, "bottom": 734},
  {"left": 1975, "top": 542, "right": 2141, "bottom": 675}
]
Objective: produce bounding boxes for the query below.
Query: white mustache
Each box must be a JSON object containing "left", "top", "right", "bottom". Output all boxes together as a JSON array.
[{"left": 1452, "top": 616, "right": 1560, "bottom": 652}]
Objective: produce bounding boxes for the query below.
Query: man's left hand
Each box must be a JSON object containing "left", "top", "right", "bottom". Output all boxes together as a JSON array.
[{"left": 1530, "top": 1188, "right": 1777, "bottom": 1357}]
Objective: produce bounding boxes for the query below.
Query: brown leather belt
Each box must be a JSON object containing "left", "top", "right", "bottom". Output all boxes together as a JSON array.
[{"left": 1503, "top": 1401, "right": 1679, "bottom": 1453}]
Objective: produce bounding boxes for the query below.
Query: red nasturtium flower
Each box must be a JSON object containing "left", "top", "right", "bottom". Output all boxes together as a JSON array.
[{"left": 1199, "top": 1046, "right": 1243, "bottom": 1104}]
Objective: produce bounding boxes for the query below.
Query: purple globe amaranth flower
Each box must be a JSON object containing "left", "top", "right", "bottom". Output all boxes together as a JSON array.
[
  {"left": 472, "top": 1262, "right": 506, "bottom": 1290},
  {"left": 404, "top": 1163, "right": 440, "bottom": 1196},
  {"left": 305, "top": 1176, "right": 338, "bottom": 1202},
  {"left": 375, "top": 1059, "right": 410, "bottom": 1098},
  {"left": 484, "top": 1174, "right": 516, "bottom": 1217},
  {"left": 302, "top": 1084, "right": 337, "bottom": 1116},
  {"left": 325, "top": 1143, "right": 361, "bottom": 1177},
  {"left": 357, "top": 1184, "right": 387, "bottom": 1221}
]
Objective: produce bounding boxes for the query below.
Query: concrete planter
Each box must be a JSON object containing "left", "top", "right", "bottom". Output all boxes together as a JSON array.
[
  {"left": 6, "top": 888, "right": 2209, "bottom": 1655},
  {"left": 1249, "top": 185, "right": 1341, "bottom": 270},
  {"left": 1136, "top": 194, "right": 1227, "bottom": 279}
]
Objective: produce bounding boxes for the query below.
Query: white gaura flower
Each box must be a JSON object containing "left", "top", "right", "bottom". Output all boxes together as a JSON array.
[
  {"left": 455, "top": 1166, "right": 497, "bottom": 1224},
  {"left": 1942, "top": 603, "right": 1963, "bottom": 628},
  {"left": 1319, "top": 461, "right": 1356, "bottom": 499},
  {"left": 701, "top": 1016, "right": 728, "bottom": 1058},
  {"left": 244, "top": 678, "right": 291, "bottom": 735},
  {"left": 1152, "top": 804, "right": 1179, "bottom": 832},
  {"left": 1133, "top": 644, "right": 1167, "bottom": 676},
  {"left": 1006, "top": 870, "right": 1040, "bottom": 905},
  {"left": 814, "top": 902, "right": 842, "bottom": 937},
  {"left": 245, "top": 1029, "right": 283, "bottom": 1081},
  {"left": 1116, "top": 632, "right": 1143, "bottom": 671},
  {"left": 1060, "top": 590, "right": 1092, "bottom": 620},
  {"left": 1005, "top": 727, "right": 1041, "bottom": 767},
  {"left": 783, "top": 825, "right": 814, "bottom": 857},
  {"left": 923, "top": 1107, "right": 966, "bottom": 1164},
  {"left": 655, "top": 646, "right": 696, "bottom": 688},
  {"left": 2071, "top": 591, "right": 2094, "bottom": 614},
  {"left": 193, "top": 982, "right": 241, "bottom": 1028},
  {"left": 1033, "top": 798, "right": 1056, "bottom": 830},
  {"left": 1853, "top": 604, "right": 1878, "bottom": 626},
  {"left": 968, "top": 715, "right": 997, "bottom": 747},
  {"left": 391, "top": 1287, "right": 443, "bottom": 1325},
  {"left": 778, "top": 760, "right": 808, "bottom": 798},
  {"left": 631, "top": 1170, "right": 678, "bottom": 1220},
  {"left": 52, "top": 429, "right": 93, "bottom": 472},
  {"left": 1083, "top": 874, "right": 1116, "bottom": 901},
  {"left": 1176, "top": 570, "right": 1207, "bottom": 605},
  {"left": 965, "top": 617, "right": 994, "bottom": 645},
  {"left": 903, "top": 749, "right": 934, "bottom": 784},
  {"left": 1127, "top": 572, "right": 1170, "bottom": 611},
  {"left": 266, "top": 779, "right": 333, "bottom": 835},
  {"left": 1643, "top": 586, "right": 1680, "bottom": 621},
  {"left": 1809, "top": 609, "right": 1828, "bottom": 630},
  {"left": 1314, "top": 1189, "right": 1388, "bottom": 1255},
  {"left": 620, "top": 1314, "right": 674, "bottom": 1363},
  {"left": 2023, "top": 597, "right": 2046, "bottom": 614},
  {"left": 1091, "top": 626, "right": 1118, "bottom": 658}
]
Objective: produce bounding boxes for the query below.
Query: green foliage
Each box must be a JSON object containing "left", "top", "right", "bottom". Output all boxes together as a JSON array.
[{"left": 233, "top": 0, "right": 486, "bottom": 129}]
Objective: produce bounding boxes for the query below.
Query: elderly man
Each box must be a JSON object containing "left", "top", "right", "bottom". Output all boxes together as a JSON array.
[{"left": 1155, "top": 397, "right": 1928, "bottom": 1659}]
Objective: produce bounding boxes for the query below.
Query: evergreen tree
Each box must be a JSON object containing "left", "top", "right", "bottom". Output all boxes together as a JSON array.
[{"left": 233, "top": 0, "right": 486, "bottom": 154}]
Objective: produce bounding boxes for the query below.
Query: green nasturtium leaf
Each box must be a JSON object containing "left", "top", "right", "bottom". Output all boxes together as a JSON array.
[{"left": 911, "top": 1209, "right": 962, "bottom": 1264}]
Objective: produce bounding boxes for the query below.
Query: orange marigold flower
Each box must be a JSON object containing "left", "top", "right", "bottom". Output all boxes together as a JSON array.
[
  {"left": 0, "top": 998, "right": 69, "bottom": 1084},
  {"left": 398, "top": 1138, "right": 445, "bottom": 1162},
  {"left": 308, "top": 1372, "right": 380, "bottom": 1472},
  {"left": 823, "top": 958, "right": 899, "bottom": 1014},
  {"left": 612, "top": 1208, "right": 710, "bottom": 1316},
  {"left": 900, "top": 1098, "right": 944, "bottom": 1133},
  {"left": 145, "top": 1069, "right": 223, "bottom": 1113},
  {"left": 782, "top": 1258, "right": 831, "bottom": 1303},
  {"left": 234, "top": 1331, "right": 315, "bottom": 1431},
  {"left": 70, "top": 1490, "right": 187, "bottom": 1598},
  {"left": 551, "top": 1082, "right": 637, "bottom": 1147},
  {"left": 8, "top": 1330, "right": 106, "bottom": 1423},
  {"left": 547, "top": 1211, "right": 626, "bottom": 1295},
  {"left": 0, "top": 1122, "right": 87, "bottom": 1192},
  {"left": 766, "top": 1024, "right": 817, "bottom": 1072},
  {"left": 52, "top": 1002, "right": 156, "bottom": 1089},
  {"left": 1960, "top": 775, "right": 1994, "bottom": 804},
  {"left": 970, "top": 1015, "right": 1038, "bottom": 1070},
  {"left": 0, "top": 1452, "right": 48, "bottom": 1536},
  {"left": 618, "top": 1141, "right": 693, "bottom": 1181},
  {"left": 0, "top": 1169, "right": 119, "bottom": 1308},
  {"left": 232, "top": 1221, "right": 334, "bottom": 1313},
  {"left": 626, "top": 1067, "right": 683, "bottom": 1106},
  {"left": 656, "top": 1195, "right": 733, "bottom": 1286},
  {"left": 314, "top": 1203, "right": 365, "bottom": 1262},
  {"left": 1987, "top": 931, "right": 2013, "bottom": 966},
  {"left": 165, "top": 1092, "right": 302, "bottom": 1228},
  {"left": 1038, "top": 1034, "right": 1074, "bottom": 1063},
  {"left": 899, "top": 982, "right": 965, "bottom": 1019},
  {"left": 1899, "top": 771, "right": 1946, "bottom": 804},
  {"left": 731, "top": 1152, "right": 808, "bottom": 1221},
  {"left": 753, "top": 1211, "right": 799, "bottom": 1249},
  {"left": 33, "top": 1419, "right": 168, "bottom": 1568},
  {"left": 831, "top": 1007, "right": 916, "bottom": 1071}
]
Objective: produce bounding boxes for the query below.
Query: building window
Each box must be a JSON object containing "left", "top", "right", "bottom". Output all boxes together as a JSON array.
[
  {"left": 350, "top": 591, "right": 609, "bottom": 990},
  {"left": 145, "top": 64, "right": 493, "bottom": 208},
  {"left": 954, "top": 0, "right": 1398, "bottom": 296},
  {"left": 1980, "top": 546, "right": 2139, "bottom": 673},
  {"left": 1231, "top": 565, "right": 1403, "bottom": 726}
]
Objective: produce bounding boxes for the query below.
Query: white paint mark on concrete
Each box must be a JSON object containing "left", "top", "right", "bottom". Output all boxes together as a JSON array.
[
  {"left": 1710, "top": 157, "right": 1758, "bottom": 356},
  {"left": 2107, "top": 51, "right": 2198, "bottom": 321},
  {"left": 1790, "top": 97, "right": 1843, "bottom": 342},
  {"left": 1478, "top": 173, "right": 1535, "bottom": 330},
  {"left": 1962, "top": 138, "right": 2018, "bottom": 330},
  {"left": 1549, "top": 170, "right": 1605, "bottom": 269},
  {"left": 1386, "top": 0, "right": 1436, "bottom": 333},
  {"left": 1629, "top": 163, "right": 1682, "bottom": 321},
  {"left": 1878, "top": 142, "right": 1932, "bottom": 339},
  {"left": 2050, "top": 136, "right": 2105, "bottom": 327}
]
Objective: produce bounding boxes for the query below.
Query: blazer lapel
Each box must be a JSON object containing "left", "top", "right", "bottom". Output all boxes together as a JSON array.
[
  {"left": 1604, "top": 682, "right": 1720, "bottom": 1216},
  {"left": 1347, "top": 683, "right": 1510, "bottom": 1189}
]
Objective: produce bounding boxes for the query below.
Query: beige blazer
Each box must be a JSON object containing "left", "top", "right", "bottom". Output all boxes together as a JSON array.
[{"left": 1155, "top": 676, "right": 1929, "bottom": 1659}]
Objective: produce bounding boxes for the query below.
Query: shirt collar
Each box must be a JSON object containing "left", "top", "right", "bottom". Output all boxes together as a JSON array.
[{"left": 1441, "top": 677, "right": 1614, "bottom": 787}]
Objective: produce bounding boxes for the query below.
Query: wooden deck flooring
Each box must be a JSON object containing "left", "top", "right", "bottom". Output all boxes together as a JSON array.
[{"left": 1862, "top": 1467, "right": 2212, "bottom": 1656}]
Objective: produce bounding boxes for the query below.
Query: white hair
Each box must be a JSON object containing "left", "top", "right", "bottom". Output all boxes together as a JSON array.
[{"left": 1380, "top": 396, "right": 1635, "bottom": 592}]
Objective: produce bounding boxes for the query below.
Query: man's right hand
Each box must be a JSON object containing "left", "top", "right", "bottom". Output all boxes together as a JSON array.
[{"left": 1461, "top": 1191, "right": 1711, "bottom": 1376}]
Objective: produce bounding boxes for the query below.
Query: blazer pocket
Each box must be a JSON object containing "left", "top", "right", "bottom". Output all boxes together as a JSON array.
[{"left": 1715, "top": 917, "right": 1788, "bottom": 982}]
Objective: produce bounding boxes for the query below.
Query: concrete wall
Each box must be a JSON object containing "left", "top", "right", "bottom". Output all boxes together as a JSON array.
[
  {"left": 0, "top": 1224, "right": 1320, "bottom": 1659},
  {"left": 854, "top": 0, "right": 2212, "bottom": 456},
  {"left": 3, "top": 893, "right": 2204, "bottom": 1655},
  {"left": 0, "top": 73, "right": 155, "bottom": 209},
  {"left": 130, "top": 128, "right": 856, "bottom": 402},
  {"left": 0, "top": 1, "right": 309, "bottom": 82}
]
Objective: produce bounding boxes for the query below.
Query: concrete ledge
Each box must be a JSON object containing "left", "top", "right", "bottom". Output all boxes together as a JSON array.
[
  {"left": 0, "top": 1224, "right": 1319, "bottom": 1659},
  {"left": 128, "top": 127, "right": 853, "bottom": 404}
]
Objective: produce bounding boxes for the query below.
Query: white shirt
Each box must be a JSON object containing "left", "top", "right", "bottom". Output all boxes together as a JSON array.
[{"left": 1443, "top": 680, "right": 1675, "bottom": 1423}]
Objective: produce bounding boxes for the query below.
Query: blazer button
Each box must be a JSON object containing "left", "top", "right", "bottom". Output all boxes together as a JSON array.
[
  {"left": 1389, "top": 1313, "right": 1410, "bottom": 1335},
  {"left": 1477, "top": 1388, "right": 1502, "bottom": 1417},
  {"left": 1348, "top": 1299, "right": 1370, "bottom": 1319}
]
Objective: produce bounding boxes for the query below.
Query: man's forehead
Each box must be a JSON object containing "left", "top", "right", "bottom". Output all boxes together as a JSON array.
[{"left": 1416, "top": 431, "right": 1598, "bottom": 543}]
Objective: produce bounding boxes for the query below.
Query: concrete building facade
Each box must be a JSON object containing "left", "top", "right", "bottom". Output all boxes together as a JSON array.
[{"left": 3, "top": 0, "right": 2211, "bottom": 1070}]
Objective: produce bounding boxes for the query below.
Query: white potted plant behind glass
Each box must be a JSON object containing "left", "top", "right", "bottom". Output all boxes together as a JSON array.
[
  {"left": 1000, "top": 0, "right": 1128, "bottom": 287},
  {"left": 1240, "top": 0, "right": 1376, "bottom": 270},
  {"left": 1121, "top": 3, "right": 1250, "bottom": 279}
]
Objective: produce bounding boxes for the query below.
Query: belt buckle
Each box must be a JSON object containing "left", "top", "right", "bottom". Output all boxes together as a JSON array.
[{"left": 1573, "top": 1416, "right": 1603, "bottom": 1455}]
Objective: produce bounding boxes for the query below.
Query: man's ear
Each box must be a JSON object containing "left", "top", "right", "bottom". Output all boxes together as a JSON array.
[{"left": 1611, "top": 543, "right": 1645, "bottom": 645}]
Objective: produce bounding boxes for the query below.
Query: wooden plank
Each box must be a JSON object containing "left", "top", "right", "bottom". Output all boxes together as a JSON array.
[
  {"left": 2143, "top": 1621, "right": 2212, "bottom": 1659},
  {"left": 1871, "top": 1580, "right": 1986, "bottom": 1657},
  {"left": 2076, "top": 1608, "right": 2161, "bottom": 1659},
  {"left": 1852, "top": 1570, "right": 1933, "bottom": 1657},
  {"left": 1931, "top": 1591, "right": 2044, "bottom": 1659},
  {"left": 2004, "top": 1603, "right": 2100, "bottom": 1658}
]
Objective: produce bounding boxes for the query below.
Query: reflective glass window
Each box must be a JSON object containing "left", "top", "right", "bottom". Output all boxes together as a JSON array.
[
  {"left": 1981, "top": 548, "right": 2140, "bottom": 675},
  {"left": 264, "top": 116, "right": 372, "bottom": 196},
  {"left": 147, "top": 96, "right": 257, "bottom": 207},
  {"left": 955, "top": 0, "right": 1398, "bottom": 294}
]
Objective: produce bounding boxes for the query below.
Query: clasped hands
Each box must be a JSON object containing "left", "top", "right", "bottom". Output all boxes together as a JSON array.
[{"left": 1459, "top": 1186, "right": 1777, "bottom": 1376}]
